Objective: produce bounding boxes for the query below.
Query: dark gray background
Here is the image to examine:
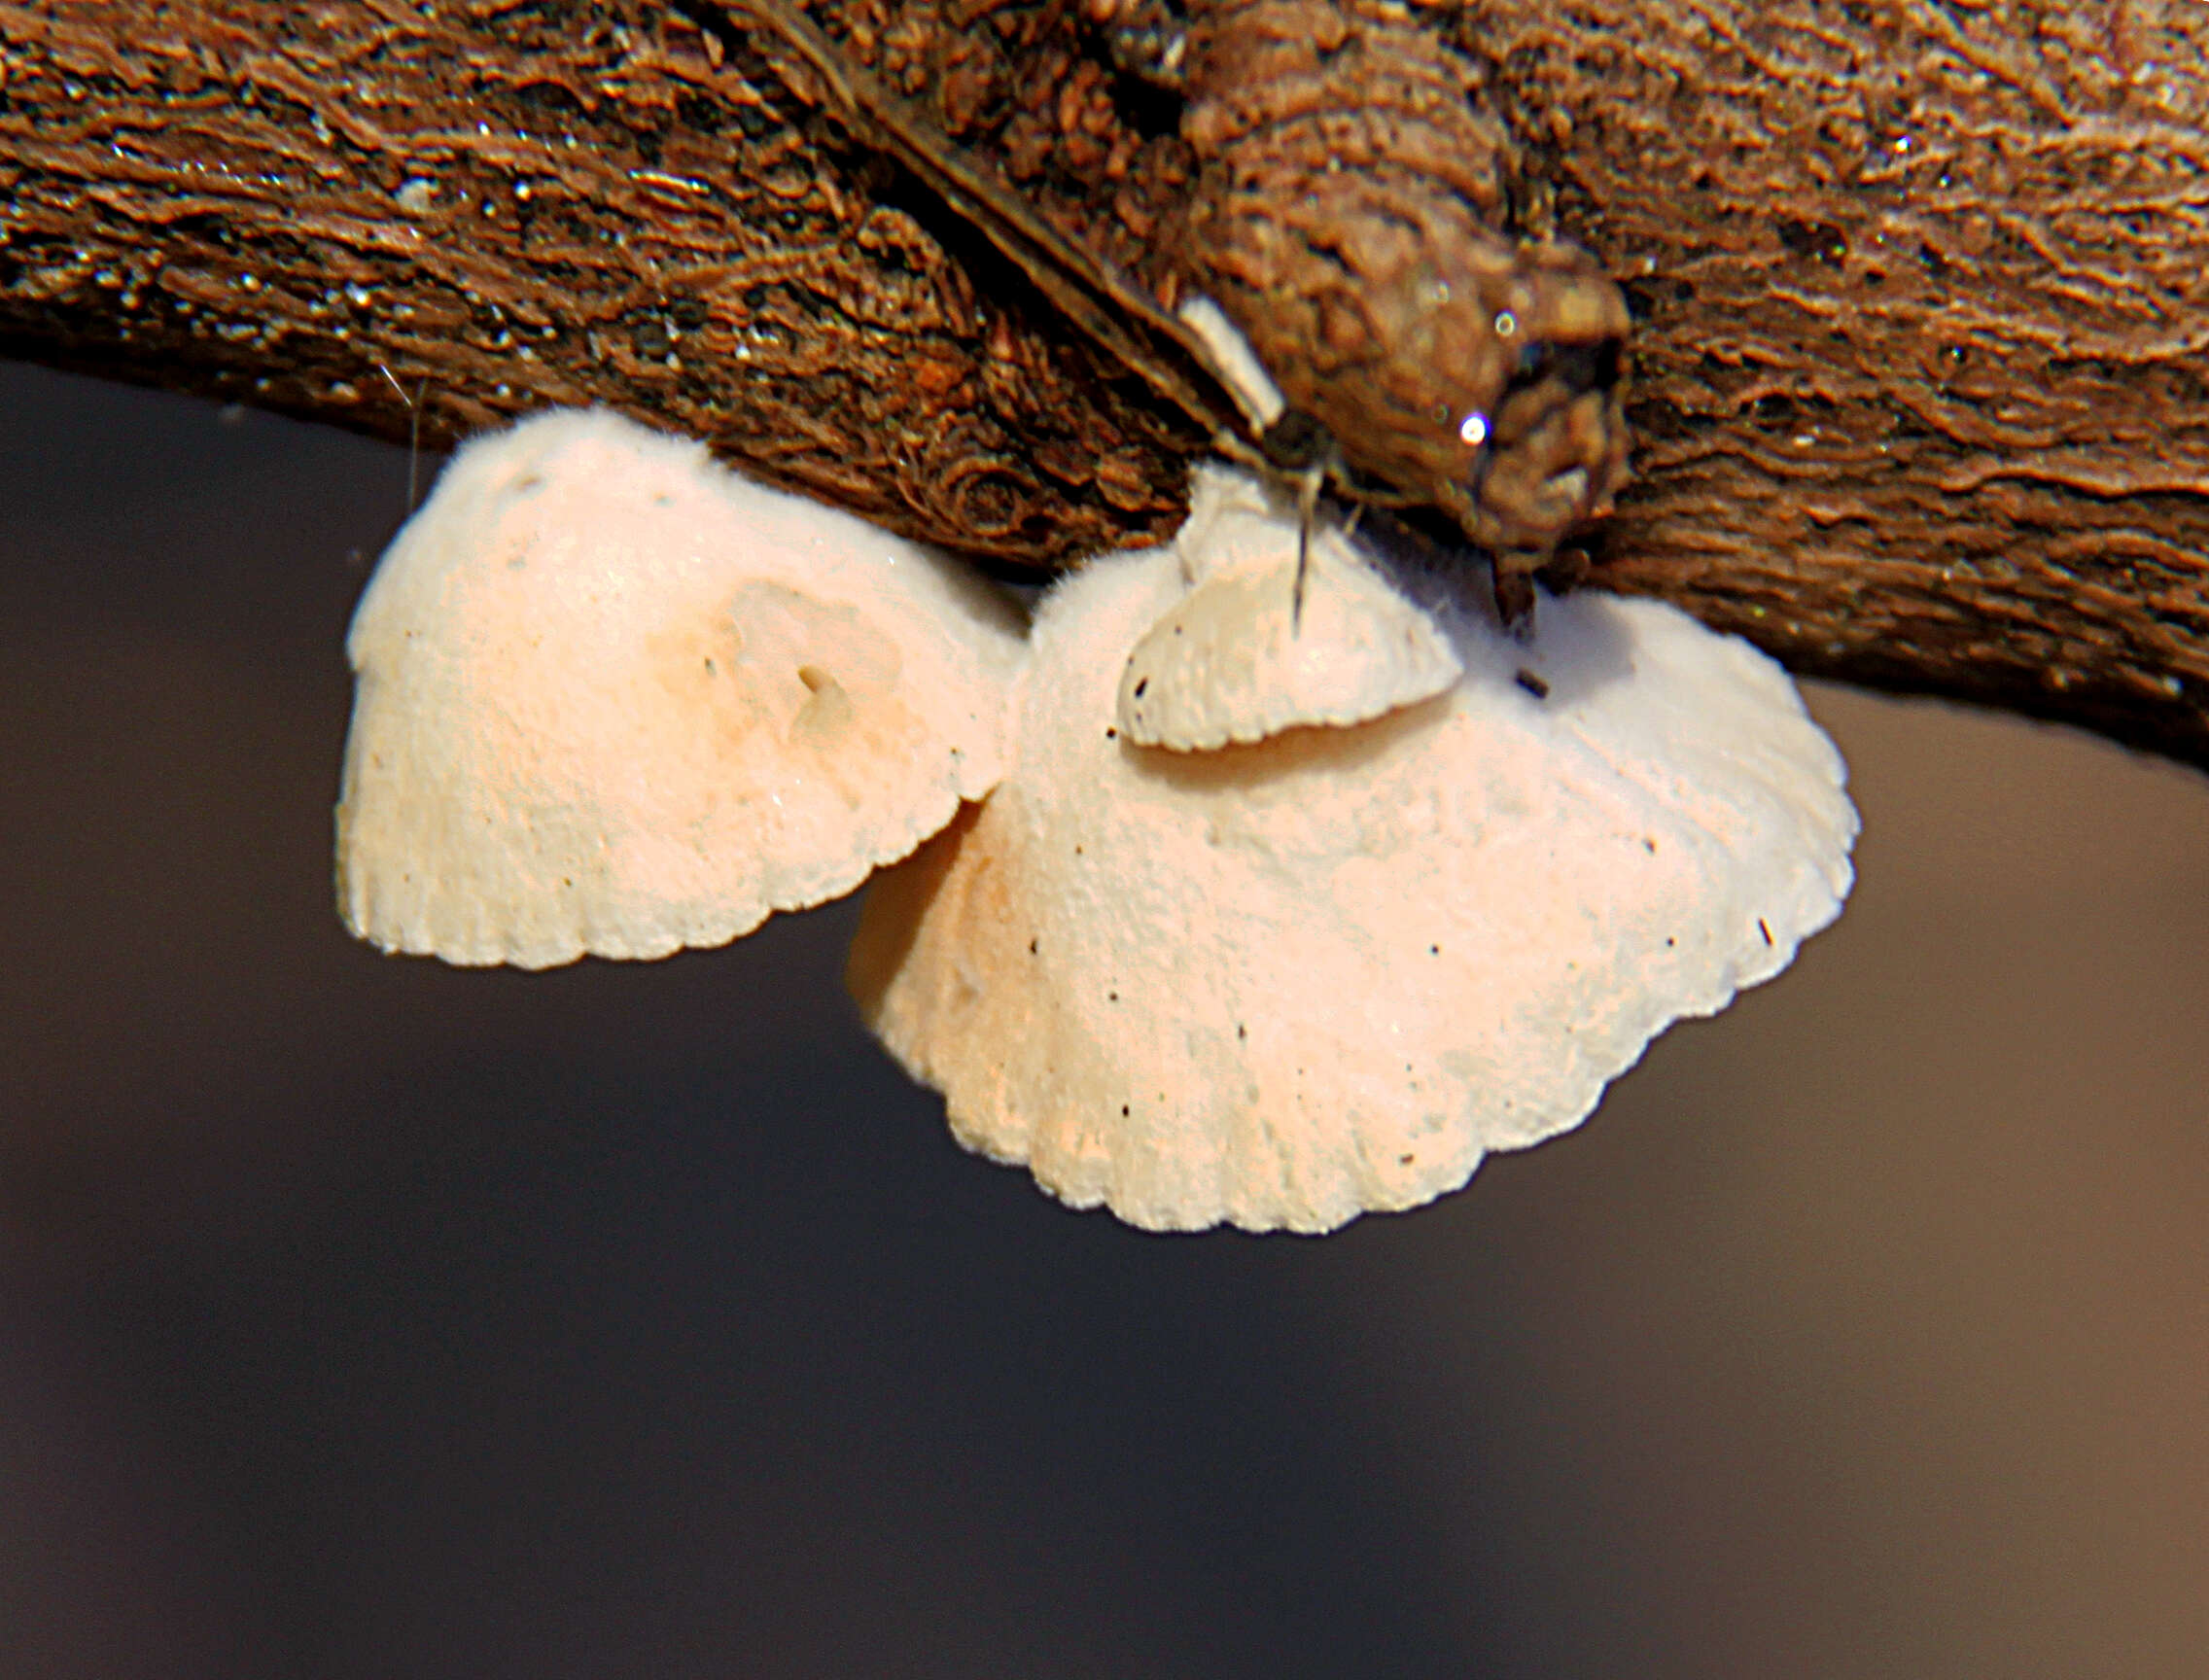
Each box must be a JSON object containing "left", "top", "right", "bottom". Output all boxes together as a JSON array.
[{"left": 3, "top": 360, "right": 2203, "bottom": 1678}]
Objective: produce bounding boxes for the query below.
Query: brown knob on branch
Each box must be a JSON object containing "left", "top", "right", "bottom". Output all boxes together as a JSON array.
[{"left": 1170, "top": 0, "right": 1632, "bottom": 614}]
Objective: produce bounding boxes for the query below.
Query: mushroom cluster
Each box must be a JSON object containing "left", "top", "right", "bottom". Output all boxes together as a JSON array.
[{"left": 338, "top": 409, "right": 1857, "bottom": 1233}]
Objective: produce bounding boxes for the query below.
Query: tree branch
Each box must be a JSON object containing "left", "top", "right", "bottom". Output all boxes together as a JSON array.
[{"left": 4, "top": 0, "right": 2205, "bottom": 767}]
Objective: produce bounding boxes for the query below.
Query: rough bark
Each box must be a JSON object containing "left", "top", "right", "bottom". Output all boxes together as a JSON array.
[{"left": 3, "top": 0, "right": 2205, "bottom": 768}]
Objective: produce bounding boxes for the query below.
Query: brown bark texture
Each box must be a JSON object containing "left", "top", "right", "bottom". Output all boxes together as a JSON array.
[{"left": 2, "top": 0, "right": 2206, "bottom": 768}]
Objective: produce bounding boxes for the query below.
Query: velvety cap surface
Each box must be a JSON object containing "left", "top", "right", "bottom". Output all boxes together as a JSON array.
[
  {"left": 853, "top": 542, "right": 1856, "bottom": 1233},
  {"left": 338, "top": 409, "right": 1024, "bottom": 968}
]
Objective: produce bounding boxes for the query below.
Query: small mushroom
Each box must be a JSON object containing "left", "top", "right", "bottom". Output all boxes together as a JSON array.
[
  {"left": 1116, "top": 465, "right": 1462, "bottom": 751},
  {"left": 337, "top": 409, "right": 1025, "bottom": 969},
  {"left": 850, "top": 539, "right": 1857, "bottom": 1234}
]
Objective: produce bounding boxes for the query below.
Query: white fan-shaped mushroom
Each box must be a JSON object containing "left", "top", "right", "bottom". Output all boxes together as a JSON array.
[
  {"left": 850, "top": 542, "right": 1857, "bottom": 1234},
  {"left": 1115, "top": 465, "right": 1462, "bottom": 751},
  {"left": 337, "top": 408, "right": 1025, "bottom": 969}
]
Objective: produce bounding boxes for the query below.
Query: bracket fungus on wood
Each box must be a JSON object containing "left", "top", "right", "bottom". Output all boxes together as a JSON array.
[
  {"left": 850, "top": 477, "right": 1859, "bottom": 1233},
  {"left": 335, "top": 409, "right": 1024, "bottom": 969},
  {"left": 334, "top": 414, "right": 1855, "bottom": 1236}
]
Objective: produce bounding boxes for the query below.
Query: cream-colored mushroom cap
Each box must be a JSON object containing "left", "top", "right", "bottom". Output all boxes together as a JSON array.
[
  {"left": 337, "top": 408, "right": 1025, "bottom": 969},
  {"left": 1116, "top": 465, "right": 1461, "bottom": 751},
  {"left": 850, "top": 544, "right": 1856, "bottom": 1234}
]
